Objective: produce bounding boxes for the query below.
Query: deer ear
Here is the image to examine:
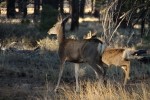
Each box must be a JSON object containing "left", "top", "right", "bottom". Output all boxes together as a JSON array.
[
  {"left": 57, "top": 14, "right": 63, "bottom": 22},
  {"left": 92, "top": 31, "right": 97, "bottom": 37},
  {"left": 62, "top": 15, "right": 71, "bottom": 25}
]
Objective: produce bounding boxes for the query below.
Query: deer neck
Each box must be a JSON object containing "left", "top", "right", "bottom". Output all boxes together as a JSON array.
[{"left": 57, "top": 27, "right": 65, "bottom": 44}]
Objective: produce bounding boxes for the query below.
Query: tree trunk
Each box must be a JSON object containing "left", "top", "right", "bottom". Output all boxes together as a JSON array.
[
  {"left": 79, "top": 0, "right": 86, "bottom": 18},
  {"left": 17, "top": 0, "right": 27, "bottom": 18},
  {"left": 91, "top": 0, "right": 95, "bottom": 13},
  {"left": 70, "top": 0, "right": 79, "bottom": 31},
  {"left": 22, "top": 0, "right": 27, "bottom": 18},
  {"left": 140, "top": 0, "right": 147, "bottom": 38},
  {"left": 7, "top": 0, "right": 16, "bottom": 18},
  {"left": 68, "top": 0, "right": 72, "bottom": 13},
  {"left": 59, "top": 0, "right": 64, "bottom": 15},
  {"left": 34, "top": 0, "right": 40, "bottom": 16}
]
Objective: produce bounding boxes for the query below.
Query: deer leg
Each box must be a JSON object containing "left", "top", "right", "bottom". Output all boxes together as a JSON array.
[
  {"left": 75, "top": 63, "right": 80, "bottom": 92},
  {"left": 121, "top": 64, "right": 130, "bottom": 86},
  {"left": 103, "top": 66, "right": 108, "bottom": 86},
  {"left": 89, "top": 63, "right": 103, "bottom": 83},
  {"left": 94, "top": 71, "right": 99, "bottom": 79},
  {"left": 98, "top": 62, "right": 108, "bottom": 86},
  {"left": 54, "top": 61, "right": 65, "bottom": 92}
]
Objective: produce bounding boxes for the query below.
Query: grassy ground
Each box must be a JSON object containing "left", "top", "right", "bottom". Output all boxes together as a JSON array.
[{"left": 0, "top": 13, "right": 150, "bottom": 100}]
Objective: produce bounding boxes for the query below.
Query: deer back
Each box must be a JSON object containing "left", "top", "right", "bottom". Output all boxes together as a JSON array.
[{"left": 102, "top": 48, "right": 125, "bottom": 66}]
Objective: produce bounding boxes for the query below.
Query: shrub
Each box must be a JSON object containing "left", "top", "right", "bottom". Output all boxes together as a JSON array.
[{"left": 39, "top": 5, "right": 58, "bottom": 34}]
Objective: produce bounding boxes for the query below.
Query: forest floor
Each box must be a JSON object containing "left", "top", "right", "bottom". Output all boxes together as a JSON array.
[{"left": 0, "top": 7, "right": 150, "bottom": 100}]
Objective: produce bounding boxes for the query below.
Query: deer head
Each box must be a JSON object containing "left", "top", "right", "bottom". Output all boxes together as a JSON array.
[
  {"left": 48, "top": 15, "right": 71, "bottom": 35},
  {"left": 47, "top": 15, "right": 71, "bottom": 44}
]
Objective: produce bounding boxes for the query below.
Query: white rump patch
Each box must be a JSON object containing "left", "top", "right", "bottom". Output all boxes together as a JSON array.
[
  {"left": 122, "top": 49, "right": 129, "bottom": 60},
  {"left": 122, "top": 49, "right": 136, "bottom": 60}
]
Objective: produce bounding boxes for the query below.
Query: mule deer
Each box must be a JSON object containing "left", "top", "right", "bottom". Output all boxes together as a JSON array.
[
  {"left": 47, "top": 16, "right": 106, "bottom": 92},
  {"left": 84, "top": 32, "right": 146, "bottom": 86}
]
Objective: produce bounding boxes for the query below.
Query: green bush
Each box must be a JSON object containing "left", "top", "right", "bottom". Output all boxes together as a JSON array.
[{"left": 39, "top": 5, "right": 58, "bottom": 33}]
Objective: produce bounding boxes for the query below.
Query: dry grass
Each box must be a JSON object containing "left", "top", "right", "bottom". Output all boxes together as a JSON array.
[
  {"left": 0, "top": 7, "right": 150, "bottom": 100},
  {"left": 37, "top": 37, "right": 59, "bottom": 52},
  {"left": 58, "top": 81, "right": 150, "bottom": 100},
  {"left": 0, "top": 35, "right": 150, "bottom": 100}
]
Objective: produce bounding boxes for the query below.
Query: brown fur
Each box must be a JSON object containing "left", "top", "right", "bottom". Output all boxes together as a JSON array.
[
  {"left": 83, "top": 32, "right": 133, "bottom": 86},
  {"left": 48, "top": 16, "right": 106, "bottom": 92},
  {"left": 102, "top": 48, "right": 130, "bottom": 85}
]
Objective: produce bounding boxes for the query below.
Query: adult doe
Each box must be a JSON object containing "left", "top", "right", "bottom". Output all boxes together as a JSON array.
[{"left": 48, "top": 16, "right": 106, "bottom": 92}]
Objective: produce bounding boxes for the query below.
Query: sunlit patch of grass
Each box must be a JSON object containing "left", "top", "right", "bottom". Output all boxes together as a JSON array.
[
  {"left": 56, "top": 81, "right": 150, "bottom": 100},
  {"left": 37, "top": 37, "right": 58, "bottom": 52},
  {"left": 79, "top": 17, "right": 99, "bottom": 23}
]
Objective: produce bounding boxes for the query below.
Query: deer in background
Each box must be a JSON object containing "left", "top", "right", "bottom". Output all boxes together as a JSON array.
[
  {"left": 84, "top": 32, "right": 146, "bottom": 86},
  {"left": 47, "top": 16, "right": 106, "bottom": 92}
]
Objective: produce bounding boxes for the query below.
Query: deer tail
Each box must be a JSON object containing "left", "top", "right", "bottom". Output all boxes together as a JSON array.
[{"left": 97, "top": 43, "right": 106, "bottom": 56}]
